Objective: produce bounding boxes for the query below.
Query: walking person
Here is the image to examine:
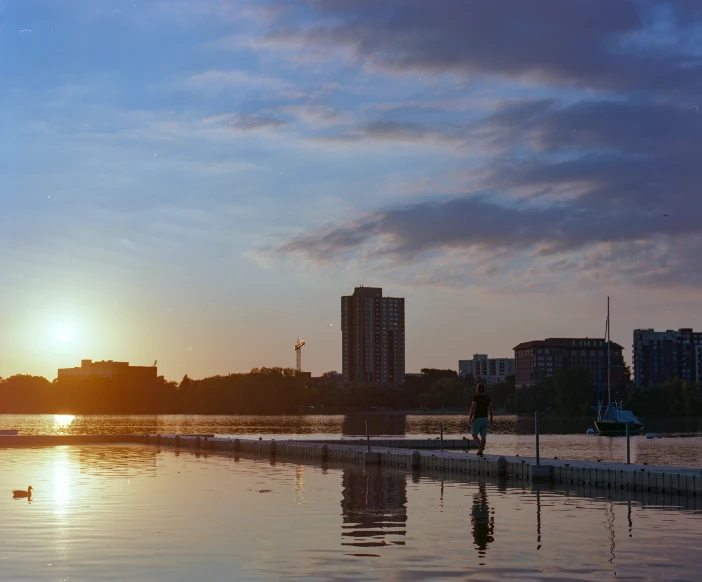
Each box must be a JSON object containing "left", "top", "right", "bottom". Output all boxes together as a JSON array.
[{"left": 468, "top": 383, "right": 494, "bottom": 456}]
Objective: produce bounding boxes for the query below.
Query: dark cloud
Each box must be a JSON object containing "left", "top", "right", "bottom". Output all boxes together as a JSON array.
[
  {"left": 277, "top": 220, "right": 378, "bottom": 260},
  {"left": 265, "top": 1, "right": 702, "bottom": 288},
  {"left": 478, "top": 99, "right": 702, "bottom": 156},
  {"left": 278, "top": 195, "right": 702, "bottom": 287},
  {"left": 276, "top": 95, "right": 702, "bottom": 287},
  {"left": 280, "top": 196, "right": 691, "bottom": 259},
  {"left": 267, "top": 0, "right": 702, "bottom": 94},
  {"left": 473, "top": 98, "right": 702, "bottom": 212}
]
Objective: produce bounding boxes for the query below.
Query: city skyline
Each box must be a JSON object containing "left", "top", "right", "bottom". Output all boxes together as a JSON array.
[
  {"left": 6, "top": 317, "right": 700, "bottom": 385},
  {"left": 3, "top": 1, "right": 702, "bottom": 381}
]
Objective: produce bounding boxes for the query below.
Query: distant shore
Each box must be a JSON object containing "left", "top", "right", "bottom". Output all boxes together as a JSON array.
[{"left": 349, "top": 409, "right": 469, "bottom": 415}]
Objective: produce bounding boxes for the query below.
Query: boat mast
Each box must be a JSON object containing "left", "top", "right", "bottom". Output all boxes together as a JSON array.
[{"left": 607, "top": 296, "right": 611, "bottom": 404}]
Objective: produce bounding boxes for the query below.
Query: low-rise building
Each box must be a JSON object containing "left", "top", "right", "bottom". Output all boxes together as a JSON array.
[
  {"left": 458, "top": 354, "right": 515, "bottom": 384},
  {"left": 513, "top": 338, "right": 627, "bottom": 388},
  {"left": 58, "top": 359, "right": 157, "bottom": 382}
]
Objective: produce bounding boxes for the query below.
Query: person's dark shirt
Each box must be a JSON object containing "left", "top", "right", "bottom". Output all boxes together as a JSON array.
[{"left": 472, "top": 394, "right": 491, "bottom": 418}]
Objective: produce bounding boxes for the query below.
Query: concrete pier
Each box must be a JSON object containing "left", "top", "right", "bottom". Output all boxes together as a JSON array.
[
  {"left": 0, "top": 434, "right": 700, "bottom": 497},
  {"left": 307, "top": 438, "right": 472, "bottom": 450}
]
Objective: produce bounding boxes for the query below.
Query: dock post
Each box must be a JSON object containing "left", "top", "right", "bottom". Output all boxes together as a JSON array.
[
  {"left": 626, "top": 423, "right": 630, "bottom": 464},
  {"left": 440, "top": 423, "right": 444, "bottom": 451},
  {"left": 365, "top": 420, "right": 371, "bottom": 453},
  {"left": 534, "top": 410, "right": 541, "bottom": 465}
]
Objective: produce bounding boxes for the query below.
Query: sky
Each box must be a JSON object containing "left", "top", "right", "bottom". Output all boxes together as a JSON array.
[{"left": 2, "top": 0, "right": 701, "bottom": 381}]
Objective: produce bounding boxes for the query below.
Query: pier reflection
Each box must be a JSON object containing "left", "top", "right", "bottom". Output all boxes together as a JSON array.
[
  {"left": 340, "top": 467, "right": 407, "bottom": 549},
  {"left": 606, "top": 501, "right": 616, "bottom": 565},
  {"left": 471, "top": 484, "right": 495, "bottom": 555}
]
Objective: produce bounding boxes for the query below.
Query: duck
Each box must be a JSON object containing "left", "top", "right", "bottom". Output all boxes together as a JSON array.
[{"left": 12, "top": 486, "right": 32, "bottom": 498}]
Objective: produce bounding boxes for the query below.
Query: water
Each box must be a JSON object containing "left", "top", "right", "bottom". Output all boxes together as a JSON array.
[
  {"left": 1, "top": 414, "right": 701, "bottom": 467},
  {"left": 0, "top": 445, "right": 700, "bottom": 581}
]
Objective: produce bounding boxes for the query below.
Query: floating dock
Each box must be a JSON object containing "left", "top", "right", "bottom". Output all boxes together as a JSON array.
[{"left": 0, "top": 434, "right": 700, "bottom": 498}]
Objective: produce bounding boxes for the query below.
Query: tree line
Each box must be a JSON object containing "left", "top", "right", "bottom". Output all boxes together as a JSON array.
[
  {"left": 0, "top": 368, "right": 472, "bottom": 414},
  {"left": 624, "top": 378, "right": 702, "bottom": 416},
  {"left": 0, "top": 367, "right": 699, "bottom": 416}
]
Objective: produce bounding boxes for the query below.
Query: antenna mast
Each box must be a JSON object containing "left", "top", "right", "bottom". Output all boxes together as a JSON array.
[
  {"left": 294, "top": 336, "right": 306, "bottom": 373},
  {"left": 607, "top": 297, "right": 611, "bottom": 404}
]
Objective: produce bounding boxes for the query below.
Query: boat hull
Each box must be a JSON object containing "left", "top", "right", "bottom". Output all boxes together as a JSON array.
[{"left": 595, "top": 421, "right": 643, "bottom": 436}]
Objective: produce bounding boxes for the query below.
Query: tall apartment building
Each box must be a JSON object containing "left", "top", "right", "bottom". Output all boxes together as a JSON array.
[
  {"left": 458, "top": 354, "right": 515, "bottom": 384},
  {"left": 341, "top": 286, "right": 405, "bottom": 386},
  {"left": 513, "top": 338, "right": 627, "bottom": 388},
  {"left": 633, "top": 328, "right": 702, "bottom": 387}
]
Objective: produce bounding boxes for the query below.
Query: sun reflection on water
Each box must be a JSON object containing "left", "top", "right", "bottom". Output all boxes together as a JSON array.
[
  {"left": 53, "top": 448, "right": 72, "bottom": 513},
  {"left": 53, "top": 415, "right": 75, "bottom": 434}
]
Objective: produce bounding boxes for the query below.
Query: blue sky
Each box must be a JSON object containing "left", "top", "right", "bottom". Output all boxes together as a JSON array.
[{"left": 2, "top": 0, "right": 701, "bottom": 380}]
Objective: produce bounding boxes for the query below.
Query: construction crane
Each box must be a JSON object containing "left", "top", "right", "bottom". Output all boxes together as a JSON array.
[{"left": 294, "top": 336, "right": 306, "bottom": 373}]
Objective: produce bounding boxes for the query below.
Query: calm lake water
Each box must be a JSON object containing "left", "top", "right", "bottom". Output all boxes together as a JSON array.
[
  {"left": 2, "top": 414, "right": 702, "bottom": 468},
  {"left": 0, "top": 445, "right": 700, "bottom": 581}
]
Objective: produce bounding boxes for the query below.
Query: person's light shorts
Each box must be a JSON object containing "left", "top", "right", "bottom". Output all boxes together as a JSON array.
[{"left": 472, "top": 417, "right": 489, "bottom": 438}]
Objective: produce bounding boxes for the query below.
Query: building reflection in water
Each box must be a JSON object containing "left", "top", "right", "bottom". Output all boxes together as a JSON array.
[
  {"left": 295, "top": 465, "right": 304, "bottom": 505},
  {"left": 471, "top": 484, "right": 494, "bottom": 555},
  {"left": 342, "top": 414, "right": 406, "bottom": 437},
  {"left": 340, "top": 467, "right": 407, "bottom": 548}
]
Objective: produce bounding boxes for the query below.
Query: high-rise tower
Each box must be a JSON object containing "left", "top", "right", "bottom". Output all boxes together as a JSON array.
[{"left": 341, "top": 286, "right": 405, "bottom": 386}]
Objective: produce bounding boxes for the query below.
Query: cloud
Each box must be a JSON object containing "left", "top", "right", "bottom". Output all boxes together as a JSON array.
[
  {"left": 475, "top": 99, "right": 702, "bottom": 158},
  {"left": 275, "top": 94, "right": 702, "bottom": 288},
  {"left": 223, "top": 113, "right": 287, "bottom": 132},
  {"left": 279, "top": 197, "right": 687, "bottom": 258},
  {"left": 265, "top": 0, "right": 702, "bottom": 94},
  {"left": 315, "top": 120, "right": 466, "bottom": 147},
  {"left": 186, "top": 70, "right": 288, "bottom": 92},
  {"left": 276, "top": 196, "right": 702, "bottom": 288},
  {"left": 282, "top": 104, "right": 349, "bottom": 127},
  {"left": 471, "top": 98, "right": 702, "bottom": 211}
]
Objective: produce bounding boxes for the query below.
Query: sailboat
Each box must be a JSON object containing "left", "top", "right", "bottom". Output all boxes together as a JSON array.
[{"left": 594, "top": 298, "right": 643, "bottom": 436}]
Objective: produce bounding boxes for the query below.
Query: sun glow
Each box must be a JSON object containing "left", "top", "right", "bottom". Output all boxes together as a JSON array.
[{"left": 55, "top": 324, "right": 74, "bottom": 343}]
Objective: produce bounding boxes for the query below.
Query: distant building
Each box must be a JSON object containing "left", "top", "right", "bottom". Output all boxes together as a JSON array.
[
  {"left": 458, "top": 354, "right": 515, "bottom": 384},
  {"left": 58, "top": 359, "right": 157, "bottom": 382},
  {"left": 309, "top": 372, "right": 337, "bottom": 392},
  {"left": 341, "top": 286, "right": 405, "bottom": 386},
  {"left": 513, "top": 338, "right": 627, "bottom": 388},
  {"left": 633, "top": 328, "right": 702, "bottom": 387}
]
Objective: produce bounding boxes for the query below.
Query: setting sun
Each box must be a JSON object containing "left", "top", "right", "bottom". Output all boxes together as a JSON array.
[{"left": 55, "top": 325, "right": 74, "bottom": 343}]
